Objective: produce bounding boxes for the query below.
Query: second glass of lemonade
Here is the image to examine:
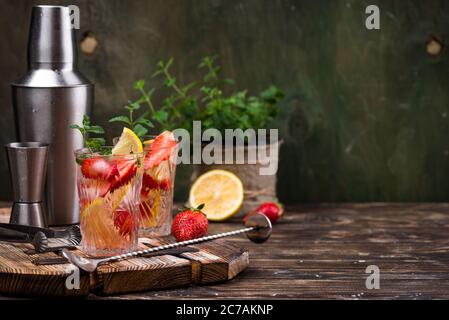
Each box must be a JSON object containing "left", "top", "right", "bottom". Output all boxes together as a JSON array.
[{"left": 139, "top": 133, "right": 178, "bottom": 236}]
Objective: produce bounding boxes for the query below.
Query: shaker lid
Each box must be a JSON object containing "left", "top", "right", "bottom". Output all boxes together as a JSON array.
[
  {"left": 11, "top": 5, "right": 92, "bottom": 87},
  {"left": 28, "top": 5, "right": 77, "bottom": 65}
]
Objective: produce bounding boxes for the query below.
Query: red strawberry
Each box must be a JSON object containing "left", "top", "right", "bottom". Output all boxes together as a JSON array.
[
  {"left": 81, "top": 158, "right": 118, "bottom": 181},
  {"left": 141, "top": 174, "right": 158, "bottom": 199},
  {"left": 144, "top": 131, "right": 177, "bottom": 170},
  {"left": 113, "top": 210, "right": 135, "bottom": 237},
  {"left": 110, "top": 159, "right": 137, "bottom": 191},
  {"left": 118, "top": 160, "right": 137, "bottom": 184},
  {"left": 141, "top": 174, "right": 172, "bottom": 197},
  {"left": 142, "top": 174, "right": 159, "bottom": 190},
  {"left": 171, "top": 204, "right": 208, "bottom": 242},
  {"left": 158, "top": 179, "right": 172, "bottom": 191},
  {"left": 251, "top": 202, "right": 284, "bottom": 223}
]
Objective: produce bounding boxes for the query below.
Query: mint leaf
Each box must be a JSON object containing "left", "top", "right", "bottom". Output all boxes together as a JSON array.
[
  {"left": 109, "top": 116, "right": 131, "bottom": 125},
  {"left": 86, "top": 137, "right": 105, "bottom": 151},
  {"left": 261, "top": 85, "right": 285, "bottom": 103},
  {"left": 134, "top": 80, "right": 145, "bottom": 90},
  {"left": 165, "top": 58, "right": 174, "bottom": 70},
  {"left": 182, "top": 82, "right": 198, "bottom": 95},
  {"left": 69, "top": 124, "right": 82, "bottom": 130},
  {"left": 125, "top": 102, "right": 140, "bottom": 111},
  {"left": 133, "top": 124, "right": 148, "bottom": 139},
  {"left": 82, "top": 115, "right": 91, "bottom": 127},
  {"left": 164, "top": 77, "right": 176, "bottom": 87},
  {"left": 88, "top": 125, "right": 105, "bottom": 134},
  {"left": 135, "top": 117, "right": 154, "bottom": 128},
  {"left": 154, "top": 109, "right": 169, "bottom": 123},
  {"left": 71, "top": 115, "right": 106, "bottom": 153}
]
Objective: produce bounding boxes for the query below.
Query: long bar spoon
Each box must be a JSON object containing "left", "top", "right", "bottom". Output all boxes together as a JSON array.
[{"left": 62, "top": 212, "right": 272, "bottom": 273}]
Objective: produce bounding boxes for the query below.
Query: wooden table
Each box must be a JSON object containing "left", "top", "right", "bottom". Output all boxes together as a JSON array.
[{"left": 1, "top": 203, "right": 449, "bottom": 299}]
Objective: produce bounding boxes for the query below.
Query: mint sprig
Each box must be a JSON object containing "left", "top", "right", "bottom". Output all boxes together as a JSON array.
[
  {"left": 109, "top": 101, "right": 154, "bottom": 140},
  {"left": 111, "top": 55, "right": 284, "bottom": 137},
  {"left": 70, "top": 115, "right": 106, "bottom": 154}
]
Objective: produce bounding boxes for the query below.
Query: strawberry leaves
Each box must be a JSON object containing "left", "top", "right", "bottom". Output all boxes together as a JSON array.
[
  {"left": 179, "top": 203, "right": 205, "bottom": 214},
  {"left": 195, "top": 203, "right": 205, "bottom": 211}
]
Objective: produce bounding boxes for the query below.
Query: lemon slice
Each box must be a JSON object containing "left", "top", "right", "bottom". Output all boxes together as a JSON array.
[
  {"left": 189, "top": 170, "right": 244, "bottom": 221},
  {"left": 112, "top": 127, "right": 143, "bottom": 155},
  {"left": 104, "top": 183, "right": 130, "bottom": 211},
  {"left": 81, "top": 198, "right": 119, "bottom": 247},
  {"left": 81, "top": 198, "right": 105, "bottom": 218}
]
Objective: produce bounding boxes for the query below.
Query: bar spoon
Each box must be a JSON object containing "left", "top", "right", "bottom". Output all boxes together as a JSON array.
[{"left": 62, "top": 212, "right": 271, "bottom": 273}]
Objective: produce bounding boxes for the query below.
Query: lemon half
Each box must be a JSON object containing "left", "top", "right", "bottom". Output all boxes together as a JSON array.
[
  {"left": 189, "top": 170, "right": 244, "bottom": 221},
  {"left": 112, "top": 127, "right": 143, "bottom": 155}
]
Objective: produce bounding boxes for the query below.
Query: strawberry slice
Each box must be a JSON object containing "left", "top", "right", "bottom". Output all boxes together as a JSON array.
[
  {"left": 140, "top": 174, "right": 172, "bottom": 199},
  {"left": 144, "top": 131, "right": 177, "bottom": 170},
  {"left": 117, "top": 159, "right": 137, "bottom": 185},
  {"left": 110, "top": 159, "right": 137, "bottom": 191},
  {"left": 81, "top": 158, "right": 118, "bottom": 181},
  {"left": 159, "top": 179, "right": 172, "bottom": 191},
  {"left": 113, "top": 210, "right": 135, "bottom": 237},
  {"left": 142, "top": 174, "right": 159, "bottom": 190},
  {"left": 140, "top": 174, "right": 159, "bottom": 199}
]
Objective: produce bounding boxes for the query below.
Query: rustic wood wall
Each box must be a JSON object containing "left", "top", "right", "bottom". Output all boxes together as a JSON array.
[{"left": 1, "top": 0, "right": 449, "bottom": 203}]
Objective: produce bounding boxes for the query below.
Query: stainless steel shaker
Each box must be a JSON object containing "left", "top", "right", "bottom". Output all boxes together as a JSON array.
[
  {"left": 5, "top": 142, "right": 48, "bottom": 227},
  {"left": 11, "top": 6, "right": 93, "bottom": 225}
]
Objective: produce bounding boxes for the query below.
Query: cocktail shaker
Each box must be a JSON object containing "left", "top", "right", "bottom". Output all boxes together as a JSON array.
[{"left": 11, "top": 6, "right": 93, "bottom": 225}]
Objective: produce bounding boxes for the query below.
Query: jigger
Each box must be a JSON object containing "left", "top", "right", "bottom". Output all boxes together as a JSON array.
[{"left": 5, "top": 142, "right": 49, "bottom": 227}]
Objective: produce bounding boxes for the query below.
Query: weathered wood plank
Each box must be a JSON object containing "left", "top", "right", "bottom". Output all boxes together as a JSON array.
[
  {"left": 1, "top": 203, "right": 449, "bottom": 299},
  {"left": 0, "top": 207, "right": 249, "bottom": 297}
]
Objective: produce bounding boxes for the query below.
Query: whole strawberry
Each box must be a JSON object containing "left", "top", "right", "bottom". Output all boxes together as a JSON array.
[
  {"left": 172, "top": 204, "right": 208, "bottom": 242},
  {"left": 254, "top": 202, "right": 284, "bottom": 223}
]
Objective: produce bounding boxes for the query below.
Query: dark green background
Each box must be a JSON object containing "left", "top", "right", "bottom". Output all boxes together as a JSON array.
[{"left": 1, "top": 0, "right": 449, "bottom": 203}]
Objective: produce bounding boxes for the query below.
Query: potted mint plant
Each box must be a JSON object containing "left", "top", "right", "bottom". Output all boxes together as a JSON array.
[
  {"left": 191, "top": 57, "right": 284, "bottom": 214},
  {"left": 110, "top": 56, "right": 285, "bottom": 212}
]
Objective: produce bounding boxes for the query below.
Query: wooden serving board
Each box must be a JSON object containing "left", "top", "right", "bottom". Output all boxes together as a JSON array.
[{"left": 0, "top": 238, "right": 249, "bottom": 297}]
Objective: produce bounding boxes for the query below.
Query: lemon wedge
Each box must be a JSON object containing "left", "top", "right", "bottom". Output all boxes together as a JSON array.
[
  {"left": 189, "top": 170, "right": 244, "bottom": 221},
  {"left": 112, "top": 127, "right": 143, "bottom": 155},
  {"left": 81, "top": 198, "right": 105, "bottom": 218},
  {"left": 80, "top": 198, "right": 119, "bottom": 247},
  {"left": 104, "top": 183, "right": 130, "bottom": 211}
]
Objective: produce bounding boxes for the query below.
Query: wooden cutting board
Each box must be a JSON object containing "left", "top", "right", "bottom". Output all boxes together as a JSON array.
[{"left": 0, "top": 238, "right": 249, "bottom": 297}]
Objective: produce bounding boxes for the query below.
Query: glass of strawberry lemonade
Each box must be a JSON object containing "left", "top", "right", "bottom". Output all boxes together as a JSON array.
[
  {"left": 75, "top": 147, "right": 144, "bottom": 257},
  {"left": 139, "top": 131, "right": 178, "bottom": 237}
]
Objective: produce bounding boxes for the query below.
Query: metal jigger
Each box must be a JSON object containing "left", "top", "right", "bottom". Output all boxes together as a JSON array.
[{"left": 5, "top": 142, "right": 49, "bottom": 227}]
